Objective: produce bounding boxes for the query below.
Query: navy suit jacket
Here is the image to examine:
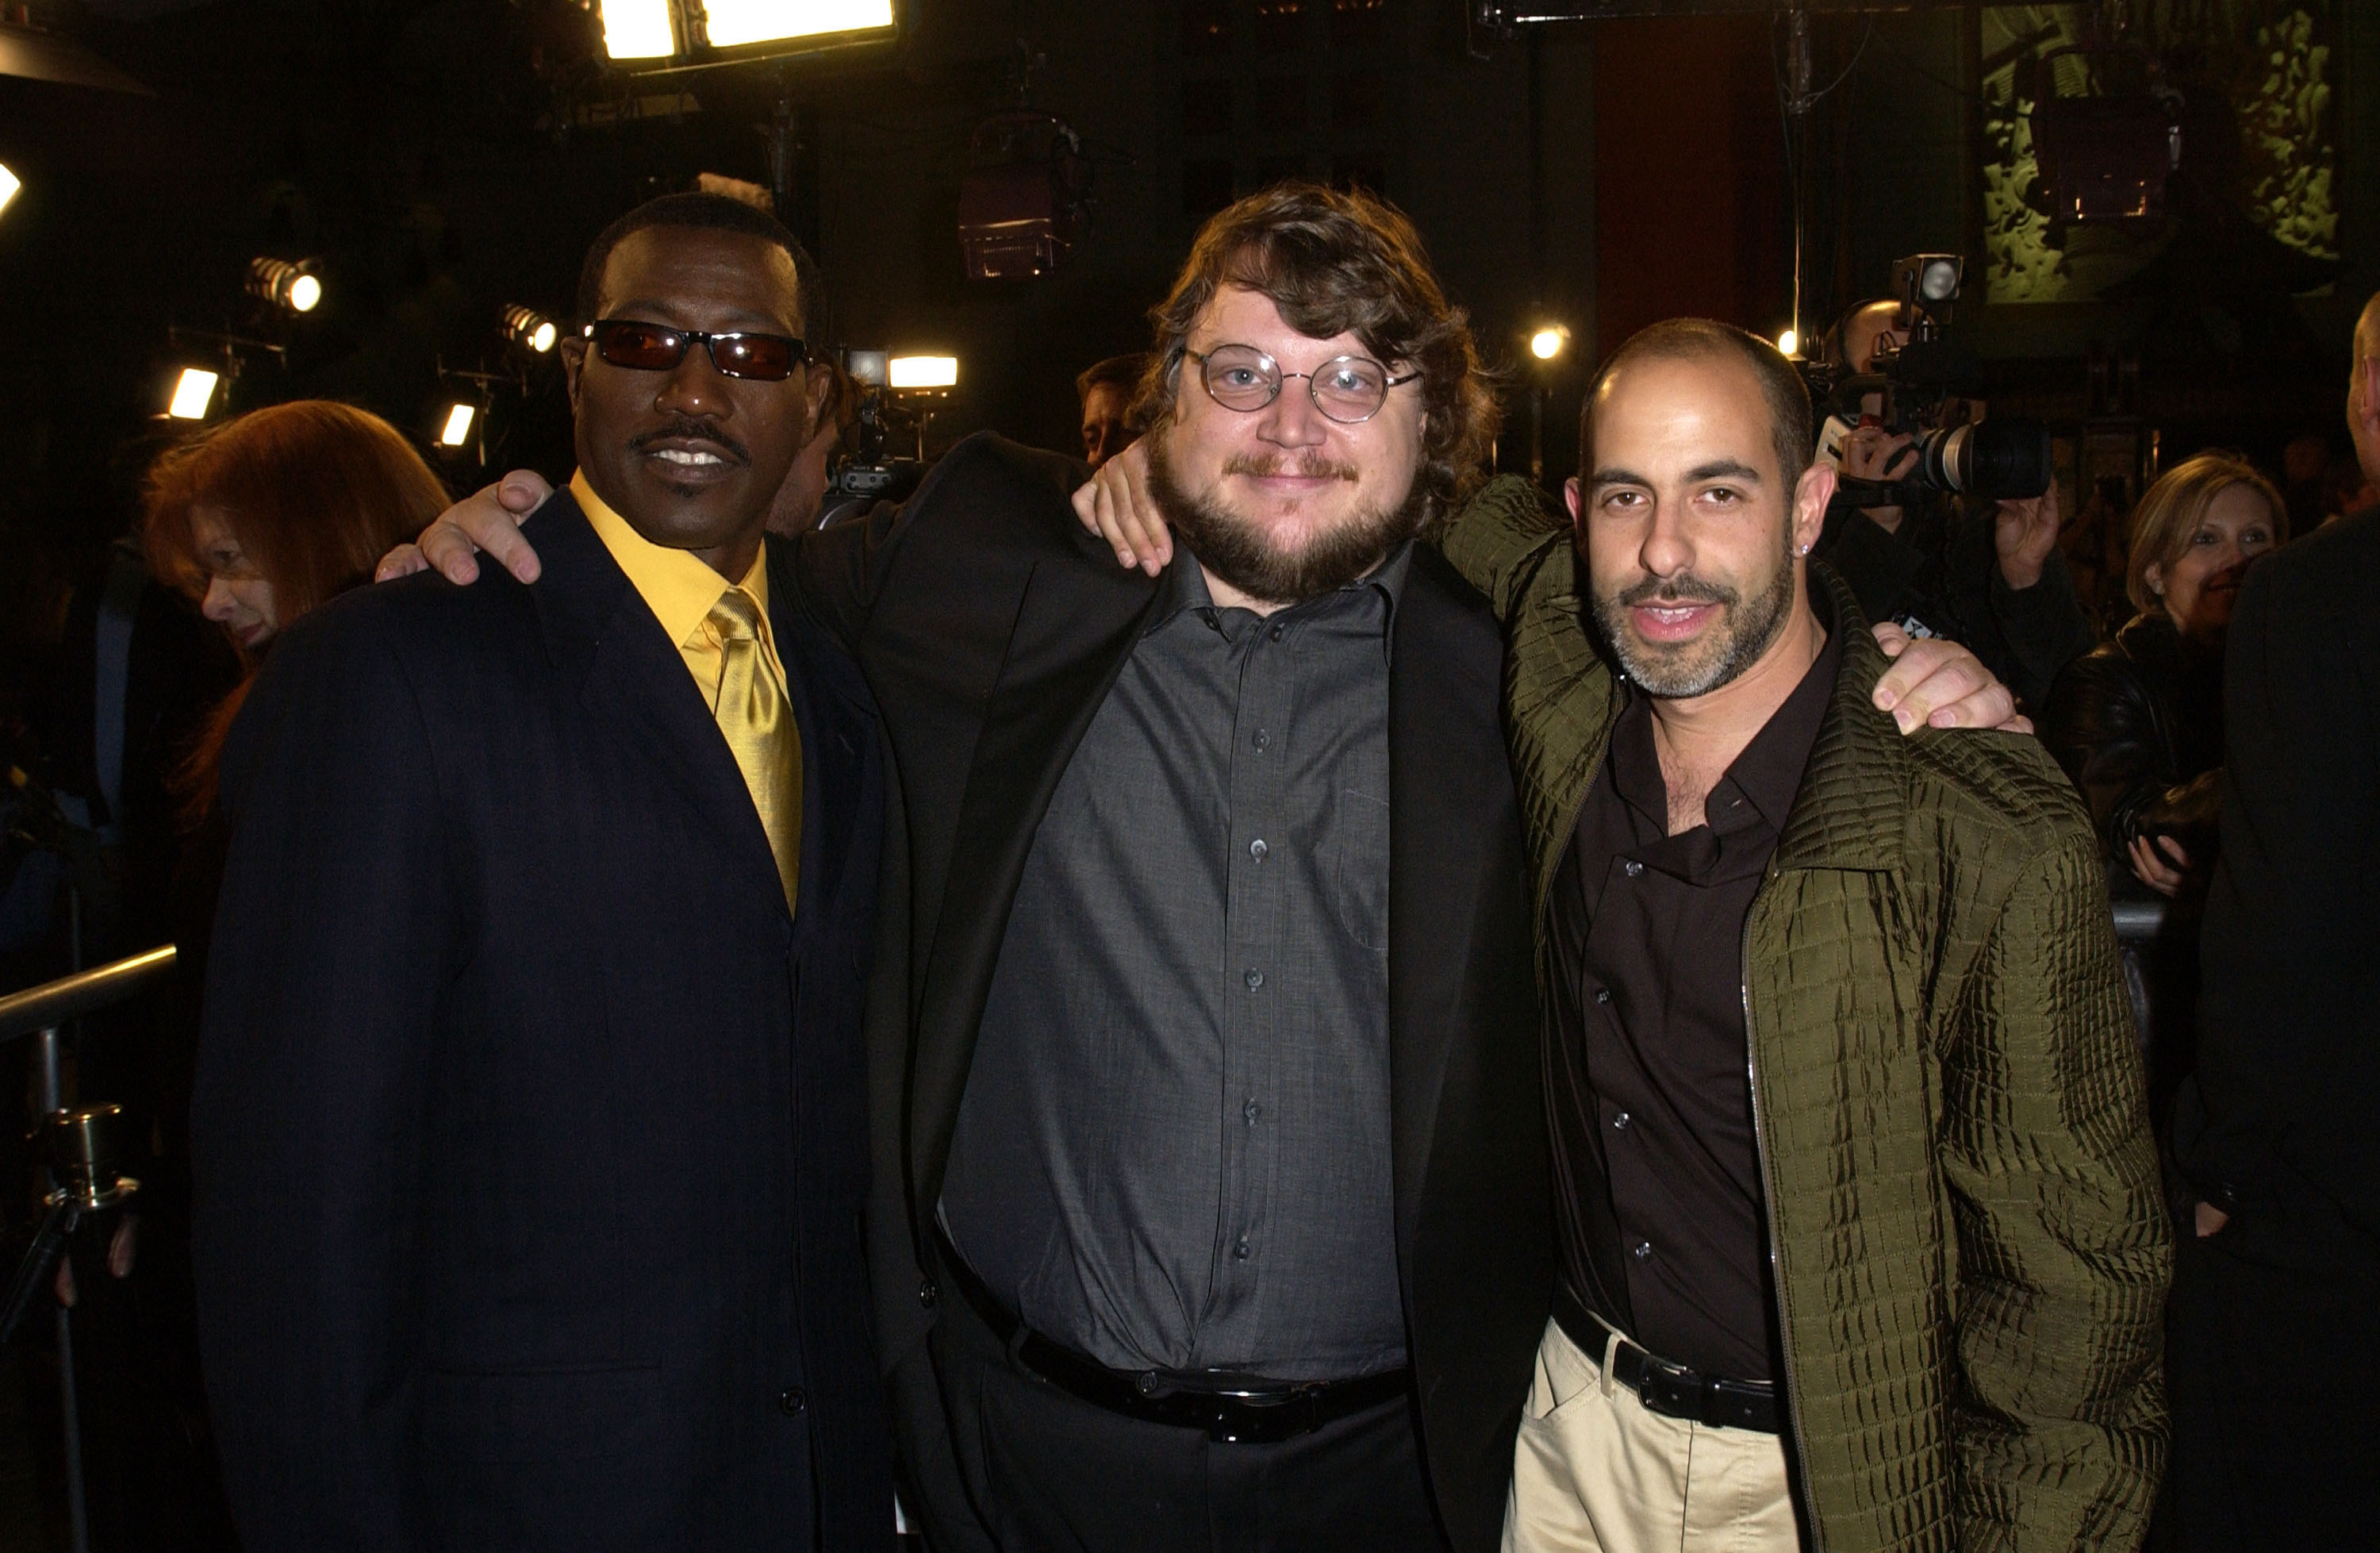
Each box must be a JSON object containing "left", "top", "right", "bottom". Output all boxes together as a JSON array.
[{"left": 192, "top": 490, "right": 891, "bottom": 1551}]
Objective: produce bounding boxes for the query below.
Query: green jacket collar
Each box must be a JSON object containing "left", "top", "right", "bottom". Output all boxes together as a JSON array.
[{"left": 1772, "top": 564, "right": 1909, "bottom": 877}]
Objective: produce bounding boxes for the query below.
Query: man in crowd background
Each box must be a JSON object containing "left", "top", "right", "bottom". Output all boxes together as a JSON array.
[
  {"left": 1076, "top": 350, "right": 1149, "bottom": 469},
  {"left": 2165, "top": 288, "right": 2380, "bottom": 1549}
]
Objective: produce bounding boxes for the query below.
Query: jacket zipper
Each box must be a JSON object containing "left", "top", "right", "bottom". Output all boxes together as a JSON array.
[{"left": 1743, "top": 876, "right": 1823, "bottom": 1552}]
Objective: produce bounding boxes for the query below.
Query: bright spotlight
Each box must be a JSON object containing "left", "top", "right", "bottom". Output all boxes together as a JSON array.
[
  {"left": 1529, "top": 327, "right": 1567, "bottom": 362},
  {"left": 0, "top": 163, "right": 19, "bottom": 221},
  {"left": 1776, "top": 329, "right": 1800, "bottom": 357},
  {"left": 167, "top": 367, "right": 219, "bottom": 421},
  {"left": 248, "top": 256, "right": 322, "bottom": 315},
  {"left": 702, "top": 0, "right": 895, "bottom": 47},
  {"left": 501, "top": 304, "right": 559, "bottom": 355},
  {"left": 436, "top": 403, "right": 478, "bottom": 448},
  {"left": 599, "top": 0, "right": 674, "bottom": 57},
  {"left": 889, "top": 355, "right": 958, "bottom": 390}
]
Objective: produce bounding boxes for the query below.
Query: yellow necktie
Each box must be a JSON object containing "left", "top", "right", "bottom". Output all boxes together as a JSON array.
[{"left": 704, "top": 590, "right": 802, "bottom": 909}]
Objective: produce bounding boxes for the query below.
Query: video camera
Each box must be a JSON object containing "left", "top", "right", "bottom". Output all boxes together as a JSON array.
[
  {"left": 1800, "top": 254, "right": 2052, "bottom": 504},
  {"left": 823, "top": 348, "right": 928, "bottom": 515}
]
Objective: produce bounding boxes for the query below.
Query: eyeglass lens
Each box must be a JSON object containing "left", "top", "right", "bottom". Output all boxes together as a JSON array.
[
  {"left": 1200, "top": 344, "right": 1391, "bottom": 422},
  {"left": 592, "top": 321, "right": 804, "bottom": 382}
]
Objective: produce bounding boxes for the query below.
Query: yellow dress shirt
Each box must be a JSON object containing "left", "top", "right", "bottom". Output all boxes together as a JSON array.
[{"left": 574, "top": 471, "right": 802, "bottom": 907}]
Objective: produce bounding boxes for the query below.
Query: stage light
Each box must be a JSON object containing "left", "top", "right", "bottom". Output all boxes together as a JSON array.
[
  {"left": 0, "top": 163, "right": 18, "bottom": 221},
  {"left": 1529, "top": 326, "right": 1568, "bottom": 362},
  {"left": 889, "top": 355, "right": 958, "bottom": 390},
  {"left": 167, "top": 367, "right": 218, "bottom": 421},
  {"left": 1776, "top": 329, "right": 1799, "bottom": 357},
  {"left": 436, "top": 403, "right": 478, "bottom": 448},
  {"left": 501, "top": 305, "right": 559, "bottom": 355},
  {"left": 247, "top": 256, "right": 321, "bottom": 315},
  {"left": 599, "top": 0, "right": 674, "bottom": 57},
  {"left": 702, "top": 0, "right": 894, "bottom": 47}
]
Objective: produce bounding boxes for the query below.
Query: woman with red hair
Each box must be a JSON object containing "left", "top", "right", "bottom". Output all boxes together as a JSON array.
[{"left": 143, "top": 400, "right": 453, "bottom": 814}]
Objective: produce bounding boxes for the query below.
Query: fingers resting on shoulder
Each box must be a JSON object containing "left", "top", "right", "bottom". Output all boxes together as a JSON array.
[
  {"left": 1868, "top": 628, "right": 2022, "bottom": 733},
  {"left": 1070, "top": 440, "right": 1171, "bottom": 575}
]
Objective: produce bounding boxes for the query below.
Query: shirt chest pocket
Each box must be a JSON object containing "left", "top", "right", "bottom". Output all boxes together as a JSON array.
[{"left": 1330, "top": 786, "right": 1391, "bottom": 951}]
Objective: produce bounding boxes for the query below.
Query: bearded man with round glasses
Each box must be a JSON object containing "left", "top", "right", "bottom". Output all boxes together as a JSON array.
[{"left": 401, "top": 183, "right": 2014, "bottom": 1553}]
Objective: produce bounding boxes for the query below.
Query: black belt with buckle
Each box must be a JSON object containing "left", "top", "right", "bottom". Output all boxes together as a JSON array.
[
  {"left": 1555, "top": 1290, "right": 1779, "bottom": 1434},
  {"left": 934, "top": 1228, "right": 1411, "bottom": 1444}
]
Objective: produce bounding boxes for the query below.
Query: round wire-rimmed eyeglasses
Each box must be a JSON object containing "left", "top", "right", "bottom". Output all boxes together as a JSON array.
[{"left": 1181, "top": 344, "right": 1420, "bottom": 425}]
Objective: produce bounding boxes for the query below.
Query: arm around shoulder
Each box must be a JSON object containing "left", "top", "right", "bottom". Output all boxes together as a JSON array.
[{"left": 1433, "top": 475, "right": 1572, "bottom": 626}]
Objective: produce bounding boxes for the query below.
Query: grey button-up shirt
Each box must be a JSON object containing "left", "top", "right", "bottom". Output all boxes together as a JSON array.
[{"left": 939, "top": 544, "right": 1411, "bottom": 1382}]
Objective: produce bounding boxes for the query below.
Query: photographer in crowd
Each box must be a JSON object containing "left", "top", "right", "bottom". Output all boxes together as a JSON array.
[{"left": 1814, "top": 294, "right": 2095, "bottom": 710}]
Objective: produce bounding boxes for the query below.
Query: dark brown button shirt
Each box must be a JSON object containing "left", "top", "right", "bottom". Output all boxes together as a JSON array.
[{"left": 1545, "top": 625, "right": 1842, "bottom": 1382}]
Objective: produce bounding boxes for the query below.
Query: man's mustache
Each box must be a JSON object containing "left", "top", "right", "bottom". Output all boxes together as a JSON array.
[
  {"left": 629, "top": 418, "right": 750, "bottom": 465},
  {"left": 1614, "top": 574, "right": 1736, "bottom": 608},
  {"left": 1221, "top": 452, "right": 1360, "bottom": 482}
]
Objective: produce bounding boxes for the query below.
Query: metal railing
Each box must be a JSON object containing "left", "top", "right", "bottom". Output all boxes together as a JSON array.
[
  {"left": 2, "top": 944, "right": 178, "bottom": 1553},
  {"left": 0, "top": 943, "right": 176, "bottom": 1044}
]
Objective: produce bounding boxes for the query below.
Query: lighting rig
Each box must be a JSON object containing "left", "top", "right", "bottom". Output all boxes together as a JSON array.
[
  {"left": 429, "top": 303, "right": 565, "bottom": 468},
  {"left": 155, "top": 252, "right": 328, "bottom": 421},
  {"left": 159, "top": 327, "right": 282, "bottom": 423}
]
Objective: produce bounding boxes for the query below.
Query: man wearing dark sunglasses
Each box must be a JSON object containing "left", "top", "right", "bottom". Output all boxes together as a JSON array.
[{"left": 192, "top": 192, "right": 892, "bottom": 1551}]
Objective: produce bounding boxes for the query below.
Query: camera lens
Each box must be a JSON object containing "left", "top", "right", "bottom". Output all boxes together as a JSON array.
[{"left": 1911, "top": 418, "right": 2051, "bottom": 500}]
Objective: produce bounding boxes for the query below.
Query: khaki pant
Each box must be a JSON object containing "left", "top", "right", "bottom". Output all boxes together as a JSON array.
[{"left": 1503, "top": 1317, "right": 1799, "bottom": 1553}]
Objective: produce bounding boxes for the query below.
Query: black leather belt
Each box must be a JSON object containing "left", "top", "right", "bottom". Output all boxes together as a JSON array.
[
  {"left": 934, "top": 1228, "right": 1411, "bottom": 1444},
  {"left": 1555, "top": 1291, "right": 1779, "bottom": 1434}
]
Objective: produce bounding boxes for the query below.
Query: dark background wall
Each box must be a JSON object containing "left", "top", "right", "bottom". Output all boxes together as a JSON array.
[{"left": 2, "top": 0, "right": 2374, "bottom": 579}]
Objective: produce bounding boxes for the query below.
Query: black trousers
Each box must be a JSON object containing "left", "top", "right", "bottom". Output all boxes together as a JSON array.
[
  {"left": 926, "top": 1287, "right": 1450, "bottom": 1553},
  {"left": 2164, "top": 1213, "right": 2380, "bottom": 1551}
]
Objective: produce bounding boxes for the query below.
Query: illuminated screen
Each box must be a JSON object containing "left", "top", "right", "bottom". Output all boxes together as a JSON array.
[
  {"left": 601, "top": 0, "right": 675, "bottom": 58},
  {"left": 702, "top": 0, "right": 895, "bottom": 47},
  {"left": 888, "top": 356, "right": 958, "bottom": 389},
  {"left": 168, "top": 368, "right": 218, "bottom": 421}
]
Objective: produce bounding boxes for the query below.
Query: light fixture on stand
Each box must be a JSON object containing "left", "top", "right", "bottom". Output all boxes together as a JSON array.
[{"left": 246, "top": 256, "right": 323, "bottom": 316}]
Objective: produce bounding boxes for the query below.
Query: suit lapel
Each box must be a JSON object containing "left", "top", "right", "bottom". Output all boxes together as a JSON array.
[
  {"left": 1385, "top": 556, "right": 1507, "bottom": 1254},
  {"left": 530, "top": 491, "right": 787, "bottom": 921},
  {"left": 911, "top": 548, "right": 1164, "bottom": 1209}
]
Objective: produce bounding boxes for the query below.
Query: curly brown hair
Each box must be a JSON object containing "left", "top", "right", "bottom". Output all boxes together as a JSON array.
[{"left": 1136, "top": 182, "right": 1499, "bottom": 534}]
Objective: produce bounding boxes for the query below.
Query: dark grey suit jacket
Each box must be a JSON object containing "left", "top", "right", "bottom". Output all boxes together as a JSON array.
[{"left": 800, "top": 434, "right": 1549, "bottom": 1553}]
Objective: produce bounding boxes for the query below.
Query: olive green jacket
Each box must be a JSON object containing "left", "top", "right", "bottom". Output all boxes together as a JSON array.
[{"left": 1441, "top": 478, "right": 2170, "bottom": 1553}]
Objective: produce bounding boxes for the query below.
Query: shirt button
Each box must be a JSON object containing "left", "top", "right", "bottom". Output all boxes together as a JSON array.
[
  {"left": 1253, "top": 728, "right": 1270, "bottom": 751},
  {"left": 777, "top": 1386, "right": 808, "bottom": 1416},
  {"left": 1594, "top": 988, "right": 1612, "bottom": 1005},
  {"left": 1244, "top": 1099, "right": 1261, "bottom": 1126},
  {"left": 1234, "top": 1236, "right": 1252, "bottom": 1260},
  {"left": 1623, "top": 860, "right": 1645, "bottom": 878},
  {"left": 1269, "top": 625, "right": 1284, "bottom": 641},
  {"left": 1613, "top": 1111, "right": 1631, "bottom": 1130},
  {"left": 1245, "top": 968, "right": 1265, "bottom": 990},
  {"left": 1632, "top": 1240, "right": 1654, "bottom": 1262},
  {"left": 1250, "top": 838, "right": 1269, "bottom": 861}
]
